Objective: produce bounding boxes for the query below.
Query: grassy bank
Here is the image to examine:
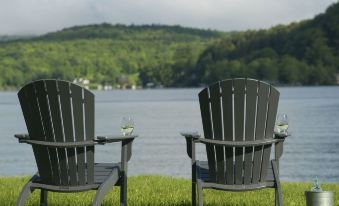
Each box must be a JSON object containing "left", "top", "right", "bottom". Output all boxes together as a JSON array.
[{"left": 0, "top": 176, "right": 337, "bottom": 205}]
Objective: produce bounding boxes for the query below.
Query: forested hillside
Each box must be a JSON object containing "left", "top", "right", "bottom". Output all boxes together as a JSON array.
[
  {"left": 0, "top": 2, "right": 338, "bottom": 89},
  {"left": 0, "top": 25, "right": 225, "bottom": 89},
  {"left": 197, "top": 2, "right": 339, "bottom": 85}
]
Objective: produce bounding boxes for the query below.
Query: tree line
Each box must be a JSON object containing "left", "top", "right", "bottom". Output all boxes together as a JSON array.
[{"left": 196, "top": 2, "right": 339, "bottom": 85}]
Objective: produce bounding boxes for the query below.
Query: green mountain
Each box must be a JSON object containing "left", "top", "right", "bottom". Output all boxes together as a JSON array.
[
  {"left": 0, "top": 24, "right": 226, "bottom": 89},
  {"left": 38, "top": 24, "right": 224, "bottom": 41},
  {"left": 0, "top": 2, "right": 338, "bottom": 89},
  {"left": 197, "top": 2, "right": 339, "bottom": 85}
]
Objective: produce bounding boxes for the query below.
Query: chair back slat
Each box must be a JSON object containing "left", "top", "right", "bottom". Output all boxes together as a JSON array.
[
  {"left": 18, "top": 80, "right": 95, "bottom": 187},
  {"left": 255, "top": 82, "right": 270, "bottom": 138},
  {"left": 58, "top": 82, "right": 78, "bottom": 185},
  {"left": 45, "top": 80, "right": 69, "bottom": 185},
  {"left": 71, "top": 84, "right": 86, "bottom": 185},
  {"left": 251, "top": 82, "right": 270, "bottom": 184},
  {"left": 18, "top": 83, "right": 54, "bottom": 184},
  {"left": 35, "top": 81, "right": 62, "bottom": 185},
  {"left": 260, "top": 86, "right": 279, "bottom": 181},
  {"left": 265, "top": 87, "right": 279, "bottom": 139},
  {"left": 199, "top": 78, "right": 279, "bottom": 186},
  {"left": 221, "top": 80, "right": 234, "bottom": 184},
  {"left": 84, "top": 90, "right": 95, "bottom": 184},
  {"left": 233, "top": 79, "right": 246, "bottom": 185},
  {"left": 209, "top": 83, "right": 225, "bottom": 184},
  {"left": 243, "top": 80, "right": 258, "bottom": 184},
  {"left": 199, "top": 88, "right": 216, "bottom": 182}
]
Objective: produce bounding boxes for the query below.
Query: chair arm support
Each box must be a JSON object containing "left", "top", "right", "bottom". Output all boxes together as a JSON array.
[
  {"left": 180, "top": 132, "right": 200, "bottom": 159},
  {"left": 274, "top": 132, "right": 290, "bottom": 160},
  {"left": 96, "top": 135, "right": 138, "bottom": 165},
  {"left": 194, "top": 138, "right": 284, "bottom": 147},
  {"left": 275, "top": 141, "right": 284, "bottom": 161}
]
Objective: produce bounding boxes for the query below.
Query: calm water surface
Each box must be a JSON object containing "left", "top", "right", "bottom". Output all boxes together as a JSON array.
[{"left": 0, "top": 86, "right": 338, "bottom": 182}]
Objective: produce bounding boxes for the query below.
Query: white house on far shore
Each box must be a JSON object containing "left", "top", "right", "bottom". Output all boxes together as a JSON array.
[{"left": 73, "top": 78, "right": 90, "bottom": 89}]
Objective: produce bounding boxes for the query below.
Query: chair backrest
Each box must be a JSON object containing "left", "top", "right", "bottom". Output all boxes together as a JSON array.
[
  {"left": 18, "top": 79, "right": 95, "bottom": 186},
  {"left": 199, "top": 78, "right": 279, "bottom": 185}
]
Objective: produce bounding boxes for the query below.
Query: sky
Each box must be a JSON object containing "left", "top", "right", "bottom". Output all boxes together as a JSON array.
[{"left": 0, "top": 0, "right": 337, "bottom": 35}]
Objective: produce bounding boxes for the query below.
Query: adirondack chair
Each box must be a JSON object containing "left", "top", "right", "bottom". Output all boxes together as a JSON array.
[
  {"left": 14, "top": 79, "right": 137, "bottom": 206},
  {"left": 182, "top": 78, "right": 288, "bottom": 206}
]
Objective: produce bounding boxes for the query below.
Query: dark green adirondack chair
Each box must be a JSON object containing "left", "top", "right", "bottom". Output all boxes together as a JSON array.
[
  {"left": 15, "top": 79, "right": 137, "bottom": 206},
  {"left": 182, "top": 78, "right": 288, "bottom": 206}
]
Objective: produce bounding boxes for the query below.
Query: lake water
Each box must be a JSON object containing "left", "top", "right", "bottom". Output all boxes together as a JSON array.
[{"left": 0, "top": 87, "right": 339, "bottom": 182}]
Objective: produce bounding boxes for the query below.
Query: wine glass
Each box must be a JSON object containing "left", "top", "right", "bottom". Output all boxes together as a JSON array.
[
  {"left": 275, "top": 113, "right": 289, "bottom": 136},
  {"left": 120, "top": 117, "right": 134, "bottom": 136}
]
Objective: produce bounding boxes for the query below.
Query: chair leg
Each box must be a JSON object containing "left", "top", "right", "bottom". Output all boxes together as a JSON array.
[
  {"left": 275, "top": 187, "right": 283, "bottom": 206},
  {"left": 120, "top": 174, "right": 127, "bottom": 206},
  {"left": 272, "top": 161, "right": 283, "bottom": 206},
  {"left": 197, "top": 180, "right": 203, "bottom": 206},
  {"left": 92, "top": 169, "right": 120, "bottom": 206},
  {"left": 192, "top": 182, "right": 196, "bottom": 206},
  {"left": 17, "top": 181, "right": 34, "bottom": 206},
  {"left": 40, "top": 189, "right": 48, "bottom": 206},
  {"left": 275, "top": 185, "right": 283, "bottom": 206}
]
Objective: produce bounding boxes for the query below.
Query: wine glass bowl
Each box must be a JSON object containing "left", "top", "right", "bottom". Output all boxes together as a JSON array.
[
  {"left": 275, "top": 113, "right": 289, "bottom": 136},
  {"left": 120, "top": 117, "right": 134, "bottom": 136}
]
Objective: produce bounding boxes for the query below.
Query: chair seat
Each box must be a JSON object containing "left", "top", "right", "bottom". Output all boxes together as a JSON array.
[
  {"left": 30, "top": 163, "right": 121, "bottom": 192},
  {"left": 94, "top": 163, "right": 121, "bottom": 184},
  {"left": 197, "top": 161, "right": 275, "bottom": 184}
]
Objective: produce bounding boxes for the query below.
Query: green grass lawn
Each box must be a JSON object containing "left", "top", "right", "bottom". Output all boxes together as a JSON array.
[{"left": 0, "top": 176, "right": 337, "bottom": 206}]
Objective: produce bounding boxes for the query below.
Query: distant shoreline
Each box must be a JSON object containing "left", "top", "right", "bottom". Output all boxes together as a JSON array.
[{"left": 0, "top": 84, "right": 338, "bottom": 92}]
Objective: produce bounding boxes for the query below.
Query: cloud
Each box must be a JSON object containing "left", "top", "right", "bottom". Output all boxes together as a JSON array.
[{"left": 0, "top": 0, "right": 337, "bottom": 34}]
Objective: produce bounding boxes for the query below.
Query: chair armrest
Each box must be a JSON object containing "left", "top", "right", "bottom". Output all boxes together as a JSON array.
[
  {"left": 14, "top": 134, "right": 29, "bottom": 143},
  {"left": 95, "top": 134, "right": 138, "bottom": 144},
  {"left": 274, "top": 132, "right": 290, "bottom": 139},
  {"left": 194, "top": 138, "right": 284, "bottom": 147},
  {"left": 181, "top": 132, "right": 200, "bottom": 159},
  {"left": 15, "top": 134, "right": 97, "bottom": 147},
  {"left": 23, "top": 140, "right": 97, "bottom": 147},
  {"left": 181, "top": 131, "right": 200, "bottom": 139}
]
